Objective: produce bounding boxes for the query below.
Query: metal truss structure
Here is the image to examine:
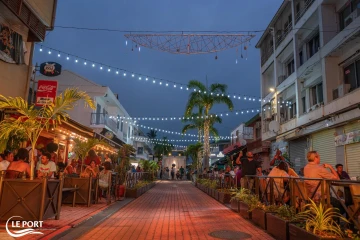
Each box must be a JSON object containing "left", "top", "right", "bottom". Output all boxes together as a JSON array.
[{"left": 124, "top": 33, "right": 256, "bottom": 54}]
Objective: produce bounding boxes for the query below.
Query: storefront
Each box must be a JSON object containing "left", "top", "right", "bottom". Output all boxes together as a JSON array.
[
  {"left": 335, "top": 121, "right": 360, "bottom": 178},
  {"left": 311, "top": 128, "right": 337, "bottom": 167},
  {"left": 289, "top": 137, "right": 308, "bottom": 173}
]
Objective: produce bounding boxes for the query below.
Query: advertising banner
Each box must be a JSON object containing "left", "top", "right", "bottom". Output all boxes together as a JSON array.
[
  {"left": 35, "top": 80, "right": 58, "bottom": 106},
  {"left": 334, "top": 130, "right": 360, "bottom": 147}
]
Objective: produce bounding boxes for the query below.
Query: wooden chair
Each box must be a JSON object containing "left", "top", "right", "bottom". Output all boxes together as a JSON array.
[
  {"left": 348, "top": 185, "right": 360, "bottom": 221},
  {"left": 4, "top": 170, "right": 23, "bottom": 179},
  {"left": 293, "top": 180, "right": 309, "bottom": 211}
]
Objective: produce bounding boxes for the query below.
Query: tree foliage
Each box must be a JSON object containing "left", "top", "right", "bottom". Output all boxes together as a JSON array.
[{"left": 0, "top": 88, "right": 95, "bottom": 179}]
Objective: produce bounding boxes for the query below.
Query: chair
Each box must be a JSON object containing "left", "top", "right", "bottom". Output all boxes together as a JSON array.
[
  {"left": 348, "top": 185, "right": 360, "bottom": 221},
  {"left": 4, "top": 170, "right": 23, "bottom": 179}
]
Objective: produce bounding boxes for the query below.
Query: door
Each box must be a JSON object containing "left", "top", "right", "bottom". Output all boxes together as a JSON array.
[
  {"left": 289, "top": 137, "right": 308, "bottom": 173},
  {"left": 95, "top": 104, "right": 101, "bottom": 124},
  {"left": 312, "top": 129, "right": 336, "bottom": 167}
]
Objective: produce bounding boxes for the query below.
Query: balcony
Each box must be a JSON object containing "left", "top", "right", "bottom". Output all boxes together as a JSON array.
[
  {"left": 295, "top": 0, "right": 315, "bottom": 24},
  {"left": 261, "top": 47, "right": 274, "bottom": 66},
  {"left": 90, "top": 113, "right": 117, "bottom": 133},
  {"left": 275, "top": 23, "right": 292, "bottom": 49},
  {"left": 247, "top": 139, "right": 271, "bottom": 153}
]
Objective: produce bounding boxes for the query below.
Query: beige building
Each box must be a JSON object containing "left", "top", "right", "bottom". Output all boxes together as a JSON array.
[
  {"left": 0, "top": 0, "right": 57, "bottom": 99},
  {"left": 257, "top": 0, "right": 360, "bottom": 176}
]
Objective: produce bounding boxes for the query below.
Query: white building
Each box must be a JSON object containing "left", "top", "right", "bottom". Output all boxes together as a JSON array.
[
  {"left": 35, "top": 70, "right": 136, "bottom": 147},
  {"left": 257, "top": 0, "right": 360, "bottom": 175},
  {"left": 230, "top": 123, "right": 253, "bottom": 145}
]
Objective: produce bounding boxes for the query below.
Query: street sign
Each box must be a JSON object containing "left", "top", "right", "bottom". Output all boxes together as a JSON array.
[
  {"left": 35, "top": 80, "right": 58, "bottom": 106},
  {"left": 40, "top": 62, "right": 62, "bottom": 77}
]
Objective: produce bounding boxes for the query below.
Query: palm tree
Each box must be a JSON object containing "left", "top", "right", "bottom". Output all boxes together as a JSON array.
[
  {"left": 184, "top": 80, "right": 233, "bottom": 169},
  {"left": 0, "top": 88, "right": 95, "bottom": 179},
  {"left": 146, "top": 129, "right": 157, "bottom": 139},
  {"left": 182, "top": 112, "right": 222, "bottom": 141},
  {"left": 154, "top": 137, "right": 173, "bottom": 160},
  {"left": 184, "top": 142, "right": 203, "bottom": 171},
  {"left": 72, "top": 138, "right": 106, "bottom": 173},
  {"left": 116, "top": 144, "right": 136, "bottom": 185}
]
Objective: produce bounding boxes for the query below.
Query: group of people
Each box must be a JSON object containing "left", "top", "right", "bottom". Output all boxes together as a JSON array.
[
  {"left": 160, "top": 166, "right": 186, "bottom": 180},
  {"left": 0, "top": 146, "right": 114, "bottom": 185}
]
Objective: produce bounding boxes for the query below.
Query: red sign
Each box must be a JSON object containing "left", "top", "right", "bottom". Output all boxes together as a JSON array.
[{"left": 36, "top": 80, "right": 58, "bottom": 106}]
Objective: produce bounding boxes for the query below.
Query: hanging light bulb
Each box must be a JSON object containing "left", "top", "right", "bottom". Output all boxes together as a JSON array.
[
  {"left": 66, "top": 56, "right": 70, "bottom": 60},
  {"left": 58, "top": 53, "right": 61, "bottom": 57},
  {"left": 39, "top": 46, "right": 43, "bottom": 52},
  {"left": 236, "top": 59, "right": 238, "bottom": 64},
  {"left": 126, "top": 40, "right": 128, "bottom": 46},
  {"left": 48, "top": 50, "right": 52, "bottom": 54}
]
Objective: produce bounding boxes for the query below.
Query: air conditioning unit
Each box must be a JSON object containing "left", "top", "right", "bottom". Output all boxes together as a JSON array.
[{"left": 333, "top": 84, "right": 351, "bottom": 100}]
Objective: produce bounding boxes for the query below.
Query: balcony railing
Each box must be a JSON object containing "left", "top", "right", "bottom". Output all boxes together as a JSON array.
[
  {"left": 275, "top": 23, "right": 292, "bottom": 49},
  {"left": 261, "top": 47, "right": 274, "bottom": 66},
  {"left": 295, "top": 0, "right": 315, "bottom": 24},
  {"left": 246, "top": 139, "right": 271, "bottom": 152},
  {"left": 90, "top": 113, "right": 117, "bottom": 133}
]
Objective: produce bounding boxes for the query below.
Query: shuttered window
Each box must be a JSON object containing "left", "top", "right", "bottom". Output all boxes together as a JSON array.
[
  {"left": 344, "top": 121, "right": 360, "bottom": 177},
  {"left": 289, "top": 138, "right": 308, "bottom": 173},
  {"left": 312, "top": 129, "right": 336, "bottom": 167}
]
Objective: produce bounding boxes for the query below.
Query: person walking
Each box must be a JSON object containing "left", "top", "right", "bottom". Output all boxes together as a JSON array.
[
  {"left": 171, "top": 167, "right": 175, "bottom": 180},
  {"left": 180, "top": 166, "right": 185, "bottom": 180}
]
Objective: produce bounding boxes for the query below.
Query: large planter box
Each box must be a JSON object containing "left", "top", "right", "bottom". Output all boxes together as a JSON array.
[
  {"left": 230, "top": 198, "right": 239, "bottom": 212},
  {"left": 266, "top": 213, "right": 289, "bottom": 240},
  {"left": 212, "top": 189, "right": 217, "bottom": 199},
  {"left": 0, "top": 177, "right": 62, "bottom": 221},
  {"left": 63, "top": 176, "right": 96, "bottom": 206},
  {"left": 239, "top": 201, "right": 252, "bottom": 219},
  {"left": 251, "top": 208, "right": 269, "bottom": 230},
  {"left": 125, "top": 188, "right": 141, "bottom": 198},
  {"left": 289, "top": 224, "right": 335, "bottom": 240},
  {"left": 218, "top": 192, "right": 231, "bottom": 204}
]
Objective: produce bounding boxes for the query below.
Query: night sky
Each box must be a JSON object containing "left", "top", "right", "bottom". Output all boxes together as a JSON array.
[{"left": 33, "top": 0, "right": 282, "bottom": 144}]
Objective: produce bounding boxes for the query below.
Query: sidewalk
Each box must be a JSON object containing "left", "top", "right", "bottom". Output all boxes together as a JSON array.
[
  {"left": 79, "top": 181, "right": 274, "bottom": 240},
  {"left": 0, "top": 198, "right": 111, "bottom": 240}
]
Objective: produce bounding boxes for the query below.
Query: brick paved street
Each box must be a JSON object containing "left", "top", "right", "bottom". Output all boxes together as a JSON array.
[{"left": 79, "top": 181, "right": 274, "bottom": 240}]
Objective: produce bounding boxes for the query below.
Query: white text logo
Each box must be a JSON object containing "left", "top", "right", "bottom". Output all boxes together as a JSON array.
[{"left": 6, "top": 216, "right": 44, "bottom": 238}]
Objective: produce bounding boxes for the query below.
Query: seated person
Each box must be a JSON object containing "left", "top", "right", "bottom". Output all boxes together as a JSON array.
[
  {"left": 65, "top": 160, "right": 78, "bottom": 175},
  {"left": 6, "top": 148, "right": 31, "bottom": 178},
  {"left": 81, "top": 160, "right": 99, "bottom": 178},
  {"left": 37, "top": 152, "right": 57, "bottom": 178},
  {"left": 267, "top": 162, "right": 290, "bottom": 202}
]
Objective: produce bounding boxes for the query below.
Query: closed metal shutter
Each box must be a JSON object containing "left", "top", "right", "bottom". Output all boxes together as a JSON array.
[
  {"left": 344, "top": 121, "right": 360, "bottom": 178},
  {"left": 289, "top": 138, "right": 308, "bottom": 173},
  {"left": 312, "top": 129, "right": 336, "bottom": 167},
  {"left": 345, "top": 143, "right": 360, "bottom": 178}
]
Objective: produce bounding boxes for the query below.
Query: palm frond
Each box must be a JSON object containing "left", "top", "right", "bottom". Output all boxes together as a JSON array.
[
  {"left": 212, "top": 96, "right": 234, "bottom": 111},
  {"left": 210, "top": 83, "right": 227, "bottom": 93},
  {"left": 187, "top": 80, "right": 207, "bottom": 92}
]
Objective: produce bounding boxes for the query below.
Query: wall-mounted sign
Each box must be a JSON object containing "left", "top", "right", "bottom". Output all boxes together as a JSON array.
[
  {"left": 335, "top": 130, "right": 360, "bottom": 147},
  {"left": 40, "top": 62, "right": 62, "bottom": 77},
  {"left": 35, "top": 80, "right": 58, "bottom": 106},
  {"left": 104, "top": 131, "right": 114, "bottom": 139}
]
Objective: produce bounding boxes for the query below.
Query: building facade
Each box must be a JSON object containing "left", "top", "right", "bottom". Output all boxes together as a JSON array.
[
  {"left": 0, "top": 0, "right": 57, "bottom": 99},
  {"left": 245, "top": 114, "right": 271, "bottom": 170},
  {"left": 36, "top": 70, "right": 136, "bottom": 147},
  {"left": 257, "top": 0, "right": 360, "bottom": 176}
]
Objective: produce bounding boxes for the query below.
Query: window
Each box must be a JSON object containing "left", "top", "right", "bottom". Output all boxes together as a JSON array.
[
  {"left": 310, "top": 83, "right": 323, "bottom": 107},
  {"left": 299, "top": 51, "right": 303, "bottom": 66},
  {"left": 339, "top": 0, "right": 360, "bottom": 30},
  {"left": 128, "top": 127, "right": 130, "bottom": 138},
  {"left": 302, "top": 97, "right": 306, "bottom": 113},
  {"left": 296, "top": 3, "right": 300, "bottom": 16},
  {"left": 308, "top": 34, "right": 320, "bottom": 58},
  {"left": 287, "top": 59, "right": 295, "bottom": 76},
  {"left": 256, "top": 127, "right": 261, "bottom": 140},
  {"left": 120, "top": 118, "right": 124, "bottom": 131},
  {"left": 117, "top": 115, "right": 120, "bottom": 129},
  {"left": 290, "top": 102, "right": 297, "bottom": 119},
  {"left": 344, "top": 62, "right": 360, "bottom": 91},
  {"left": 137, "top": 147, "right": 144, "bottom": 155}
]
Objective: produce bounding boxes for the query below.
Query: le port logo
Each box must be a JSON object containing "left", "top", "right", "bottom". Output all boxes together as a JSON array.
[{"left": 6, "top": 216, "right": 44, "bottom": 238}]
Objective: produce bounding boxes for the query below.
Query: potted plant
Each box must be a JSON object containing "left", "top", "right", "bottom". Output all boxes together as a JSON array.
[
  {"left": 267, "top": 205, "right": 297, "bottom": 240},
  {"left": 218, "top": 188, "right": 235, "bottom": 204},
  {"left": 239, "top": 193, "right": 259, "bottom": 220},
  {"left": 251, "top": 204, "right": 279, "bottom": 230},
  {"left": 116, "top": 144, "right": 136, "bottom": 200},
  {"left": 289, "top": 199, "right": 348, "bottom": 240}
]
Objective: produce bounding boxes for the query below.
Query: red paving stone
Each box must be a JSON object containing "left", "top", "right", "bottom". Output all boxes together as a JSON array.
[
  {"left": 0, "top": 199, "right": 109, "bottom": 240},
  {"left": 79, "top": 181, "right": 274, "bottom": 240}
]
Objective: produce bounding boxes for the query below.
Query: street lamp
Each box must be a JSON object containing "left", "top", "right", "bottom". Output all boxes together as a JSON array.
[{"left": 269, "top": 87, "right": 275, "bottom": 92}]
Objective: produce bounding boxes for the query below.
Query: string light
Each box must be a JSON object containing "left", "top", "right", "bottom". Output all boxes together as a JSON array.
[{"left": 36, "top": 45, "right": 272, "bottom": 103}]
